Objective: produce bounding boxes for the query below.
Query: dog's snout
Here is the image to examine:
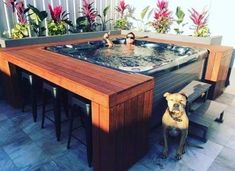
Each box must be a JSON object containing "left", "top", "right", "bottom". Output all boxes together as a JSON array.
[{"left": 173, "top": 103, "right": 180, "bottom": 108}]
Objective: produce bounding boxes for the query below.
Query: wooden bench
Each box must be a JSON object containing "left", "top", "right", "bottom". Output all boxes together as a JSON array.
[
  {"left": 180, "top": 80, "right": 211, "bottom": 112},
  {"left": 179, "top": 80, "right": 227, "bottom": 142},
  {"left": 189, "top": 100, "right": 227, "bottom": 142}
]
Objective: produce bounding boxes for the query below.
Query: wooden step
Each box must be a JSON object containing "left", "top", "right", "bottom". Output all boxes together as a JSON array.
[
  {"left": 189, "top": 100, "right": 227, "bottom": 142},
  {"left": 180, "top": 80, "right": 211, "bottom": 104}
]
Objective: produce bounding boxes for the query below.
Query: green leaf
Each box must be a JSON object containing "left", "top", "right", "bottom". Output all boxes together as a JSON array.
[
  {"left": 103, "top": 6, "right": 110, "bottom": 17},
  {"left": 176, "top": 6, "right": 185, "bottom": 24},
  {"left": 39, "top": 11, "right": 48, "bottom": 21},
  {"left": 176, "top": 19, "right": 183, "bottom": 25},
  {"left": 147, "top": 8, "right": 153, "bottom": 20},
  {"left": 141, "top": 6, "right": 149, "bottom": 20}
]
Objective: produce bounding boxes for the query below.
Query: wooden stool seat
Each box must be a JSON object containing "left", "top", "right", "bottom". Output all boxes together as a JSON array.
[
  {"left": 189, "top": 100, "right": 227, "bottom": 142},
  {"left": 41, "top": 82, "right": 68, "bottom": 141},
  {"left": 20, "top": 70, "right": 39, "bottom": 122}
]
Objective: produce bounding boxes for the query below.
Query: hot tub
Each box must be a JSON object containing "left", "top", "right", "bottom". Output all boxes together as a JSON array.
[{"left": 46, "top": 38, "right": 208, "bottom": 127}]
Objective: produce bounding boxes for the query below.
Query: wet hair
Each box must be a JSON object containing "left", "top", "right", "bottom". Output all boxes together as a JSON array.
[{"left": 126, "top": 32, "right": 135, "bottom": 39}]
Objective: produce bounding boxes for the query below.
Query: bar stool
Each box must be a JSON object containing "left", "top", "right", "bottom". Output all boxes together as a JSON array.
[
  {"left": 67, "top": 95, "right": 92, "bottom": 167},
  {"left": 20, "top": 70, "right": 39, "bottom": 122},
  {"left": 41, "top": 82, "right": 68, "bottom": 141}
]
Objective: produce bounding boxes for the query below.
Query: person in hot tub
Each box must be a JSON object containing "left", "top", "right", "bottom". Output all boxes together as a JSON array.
[
  {"left": 103, "top": 32, "right": 113, "bottom": 48},
  {"left": 125, "top": 32, "right": 136, "bottom": 46}
]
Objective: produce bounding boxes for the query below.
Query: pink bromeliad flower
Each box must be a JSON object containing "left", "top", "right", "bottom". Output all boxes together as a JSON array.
[
  {"left": 154, "top": 0, "right": 171, "bottom": 20},
  {"left": 188, "top": 8, "right": 208, "bottom": 29},
  {"left": 4, "top": 0, "right": 16, "bottom": 12},
  {"left": 82, "top": 0, "right": 97, "bottom": 22},
  {"left": 115, "top": 0, "right": 128, "bottom": 18},
  {"left": 15, "top": 1, "right": 26, "bottom": 24},
  {"left": 4, "top": 0, "right": 26, "bottom": 24},
  {"left": 48, "top": 4, "right": 62, "bottom": 22},
  {"left": 152, "top": 0, "right": 172, "bottom": 33}
]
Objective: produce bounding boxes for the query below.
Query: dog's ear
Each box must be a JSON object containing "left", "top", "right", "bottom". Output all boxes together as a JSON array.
[
  {"left": 180, "top": 92, "right": 188, "bottom": 100},
  {"left": 163, "top": 92, "right": 170, "bottom": 97}
]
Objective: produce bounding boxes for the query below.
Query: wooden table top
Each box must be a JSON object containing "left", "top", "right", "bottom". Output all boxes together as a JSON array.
[{"left": 0, "top": 37, "right": 154, "bottom": 108}]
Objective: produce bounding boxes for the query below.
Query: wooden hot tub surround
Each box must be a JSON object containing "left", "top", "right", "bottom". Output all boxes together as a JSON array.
[
  {"left": 0, "top": 37, "right": 154, "bottom": 171},
  {"left": 0, "top": 35, "right": 233, "bottom": 170}
]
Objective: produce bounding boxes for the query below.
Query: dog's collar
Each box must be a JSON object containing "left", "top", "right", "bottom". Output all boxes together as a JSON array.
[{"left": 167, "top": 108, "right": 183, "bottom": 122}]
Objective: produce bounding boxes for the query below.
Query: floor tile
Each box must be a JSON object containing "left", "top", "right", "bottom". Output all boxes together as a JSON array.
[
  {"left": 3, "top": 136, "right": 50, "bottom": 169},
  {"left": 20, "top": 160, "right": 61, "bottom": 171},
  {"left": 52, "top": 151, "right": 91, "bottom": 171},
  {"left": 208, "top": 147, "right": 235, "bottom": 171},
  {"left": 0, "top": 148, "right": 19, "bottom": 171},
  {"left": 0, "top": 119, "right": 30, "bottom": 147},
  {"left": 128, "top": 163, "right": 152, "bottom": 171},
  {"left": 131, "top": 141, "right": 192, "bottom": 171},
  {"left": 35, "top": 136, "right": 68, "bottom": 159},
  {"left": 23, "top": 121, "right": 56, "bottom": 141},
  {"left": 207, "top": 122, "right": 235, "bottom": 146},
  {"left": 225, "top": 135, "right": 235, "bottom": 151}
]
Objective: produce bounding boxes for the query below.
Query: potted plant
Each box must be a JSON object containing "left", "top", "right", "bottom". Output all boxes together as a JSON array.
[
  {"left": 3, "top": 0, "right": 29, "bottom": 39},
  {"left": 122, "top": 0, "right": 222, "bottom": 45},
  {"left": 188, "top": 8, "right": 210, "bottom": 37},
  {"left": 174, "top": 6, "right": 187, "bottom": 35},
  {"left": 152, "top": 0, "right": 172, "bottom": 34},
  {"left": 114, "top": 0, "right": 129, "bottom": 30},
  {"left": 97, "top": 5, "right": 112, "bottom": 31},
  {"left": 26, "top": 4, "right": 48, "bottom": 37},
  {"left": 47, "top": 4, "right": 73, "bottom": 36}
]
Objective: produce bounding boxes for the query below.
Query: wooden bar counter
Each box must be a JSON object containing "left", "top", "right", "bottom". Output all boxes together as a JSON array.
[{"left": 0, "top": 37, "right": 154, "bottom": 171}]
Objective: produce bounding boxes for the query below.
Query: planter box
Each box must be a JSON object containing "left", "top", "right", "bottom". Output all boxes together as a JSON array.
[
  {"left": 121, "top": 30, "right": 222, "bottom": 45},
  {"left": 0, "top": 30, "right": 121, "bottom": 48}
]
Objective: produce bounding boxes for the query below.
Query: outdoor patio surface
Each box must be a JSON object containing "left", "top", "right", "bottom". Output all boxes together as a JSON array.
[{"left": 0, "top": 76, "right": 235, "bottom": 170}]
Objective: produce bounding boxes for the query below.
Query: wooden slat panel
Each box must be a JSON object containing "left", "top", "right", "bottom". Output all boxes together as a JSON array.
[
  {"left": 115, "top": 103, "right": 125, "bottom": 171},
  {"left": 129, "top": 97, "right": 138, "bottom": 164},
  {"left": 211, "top": 52, "right": 222, "bottom": 81},
  {"left": 123, "top": 98, "right": 132, "bottom": 169},
  {"left": 136, "top": 93, "right": 145, "bottom": 158},
  {"left": 92, "top": 102, "right": 101, "bottom": 171},
  {"left": 145, "top": 90, "right": 154, "bottom": 146},
  {"left": 99, "top": 106, "right": 116, "bottom": 171},
  {"left": 205, "top": 51, "right": 216, "bottom": 80}
]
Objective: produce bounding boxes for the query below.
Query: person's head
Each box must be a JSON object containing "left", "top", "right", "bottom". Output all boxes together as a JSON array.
[{"left": 126, "top": 32, "right": 135, "bottom": 45}]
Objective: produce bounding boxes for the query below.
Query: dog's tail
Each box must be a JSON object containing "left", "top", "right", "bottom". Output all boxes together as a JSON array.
[{"left": 186, "top": 141, "right": 204, "bottom": 149}]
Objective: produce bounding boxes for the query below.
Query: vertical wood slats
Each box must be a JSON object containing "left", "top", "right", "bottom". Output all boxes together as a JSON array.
[
  {"left": 92, "top": 90, "right": 153, "bottom": 171},
  {"left": 212, "top": 51, "right": 233, "bottom": 98},
  {"left": 92, "top": 102, "right": 101, "bottom": 171},
  {"left": 0, "top": 0, "right": 117, "bottom": 34}
]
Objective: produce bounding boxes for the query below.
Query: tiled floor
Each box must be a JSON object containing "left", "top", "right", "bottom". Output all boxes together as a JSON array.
[
  {"left": 0, "top": 72, "right": 235, "bottom": 170},
  {"left": 0, "top": 102, "right": 91, "bottom": 171}
]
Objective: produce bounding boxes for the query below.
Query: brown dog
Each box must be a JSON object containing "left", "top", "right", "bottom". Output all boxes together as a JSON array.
[{"left": 161, "top": 92, "right": 189, "bottom": 160}]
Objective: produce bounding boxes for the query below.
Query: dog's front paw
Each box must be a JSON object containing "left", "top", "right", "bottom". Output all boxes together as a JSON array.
[
  {"left": 161, "top": 151, "right": 168, "bottom": 159},
  {"left": 175, "top": 154, "right": 182, "bottom": 160}
]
